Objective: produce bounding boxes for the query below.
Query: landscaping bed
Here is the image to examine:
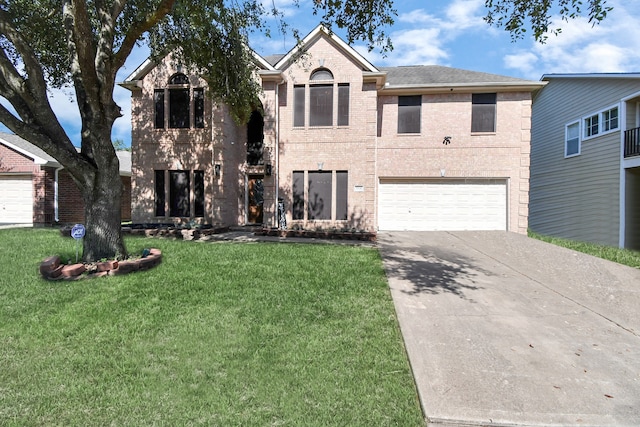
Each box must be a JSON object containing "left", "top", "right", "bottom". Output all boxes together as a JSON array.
[{"left": 257, "top": 227, "right": 377, "bottom": 241}]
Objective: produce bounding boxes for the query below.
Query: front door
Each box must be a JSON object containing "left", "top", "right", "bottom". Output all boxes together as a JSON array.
[{"left": 247, "top": 176, "right": 264, "bottom": 224}]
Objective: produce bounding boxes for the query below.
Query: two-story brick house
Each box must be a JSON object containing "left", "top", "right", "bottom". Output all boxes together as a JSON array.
[{"left": 120, "top": 25, "right": 544, "bottom": 233}]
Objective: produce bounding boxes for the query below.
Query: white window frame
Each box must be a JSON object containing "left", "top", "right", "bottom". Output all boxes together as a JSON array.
[
  {"left": 582, "top": 103, "right": 620, "bottom": 141},
  {"left": 584, "top": 113, "right": 599, "bottom": 138},
  {"left": 565, "top": 120, "right": 581, "bottom": 158},
  {"left": 602, "top": 105, "right": 619, "bottom": 132}
]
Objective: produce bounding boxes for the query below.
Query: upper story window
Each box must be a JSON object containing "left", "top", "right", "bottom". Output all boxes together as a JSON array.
[
  {"left": 293, "top": 68, "right": 350, "bottom": 128},
  {"left": 584, "top": 114, "right": 599, "bottom": 137},
  {"left": 154, "top": 73, "right": 205, "bottom": 130},
  {"left": 311, "top": 69, "right": 333, "bottom": 81},
  {"left": 471, "top": 93, "right": 496, "bottom": 133},
  {"left": 397, "top": 95, "right": 421, "bottom": 134},
  {"left": 310, "top": 84, "right": 333, "bottom": 126},
  {"left": 565, "top": 121, "right": 581, "bottom": 157},
  {"left": 583, "top": 105, "right": 619, "bottom": 139},
  {"left": 603, "top": 107, "right": 619, "bottom": 131}
]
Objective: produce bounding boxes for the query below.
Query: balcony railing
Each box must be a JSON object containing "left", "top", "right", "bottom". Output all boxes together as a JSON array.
[{"left": 625, "top": 127, "right": 640, "bottom": 158}]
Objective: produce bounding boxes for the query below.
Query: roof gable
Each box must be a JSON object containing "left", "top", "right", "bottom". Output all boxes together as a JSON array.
[
  {"left": 120, "top": 48, "right": 276, "bottom": 90},
  {"left": 0, "top": 132, "right": 131, "bottom": 174},
  {"left": 273, "top": 25, "right": 379, "bottom": 73},
  {"left": 0, "top": 132, "right": 57, "bottom": 166}
]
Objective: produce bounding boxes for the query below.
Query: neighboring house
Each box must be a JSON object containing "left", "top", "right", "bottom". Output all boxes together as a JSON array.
[
  {"left": 120, "top": 25, "right": 543, "bottom": 233},
  {"left": 0, "top": 132, "right": 132, "bottom": 225},
  {"left": 530, "top": 73, "right": 640, "bottom": 250}
]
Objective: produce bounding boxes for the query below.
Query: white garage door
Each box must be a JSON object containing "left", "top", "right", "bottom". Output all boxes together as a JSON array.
[
  {"left": 0, "top": 175, "right": 33, "bottom": 223},
  {"left": 378, "top": 179, "right": 507, "bottom": 231}
]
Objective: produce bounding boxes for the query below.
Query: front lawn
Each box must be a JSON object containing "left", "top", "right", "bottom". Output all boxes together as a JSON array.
[
  {"left": 529, "top": 230, "right": 640, "bottom": 269},
  {"left": 0, "top": 229, "right": 423, "bottom": 426}
]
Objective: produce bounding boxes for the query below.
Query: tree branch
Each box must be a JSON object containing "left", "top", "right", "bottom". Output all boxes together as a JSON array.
[
  {"left": 0, "top": 15, "right": 80, "bottom": 163},
  {"left": 113, "top": 0, "right": 176, "bottom": 71},
  {"left": 0, "top": 11, "right": 50, "bottom": 105}
]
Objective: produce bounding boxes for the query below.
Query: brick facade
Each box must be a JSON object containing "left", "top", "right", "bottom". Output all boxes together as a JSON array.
[
  {"left": 125, "top": 26, "right": 540, "bottom": 234},
  {"left": 1, "top": 140, "right": 131, "bottom": 225},
  {"left": 376, "top": 91, "right": 533, "bottom": 234}
]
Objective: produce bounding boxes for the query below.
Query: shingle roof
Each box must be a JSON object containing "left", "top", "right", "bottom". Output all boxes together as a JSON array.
[
  {"left": 379, "top": 65, "right": 536, "bottom": 87},
  {"left": 0, "top": 132, "right": 131, "bottom": 175},
  {"left": 264, "top": 54, "right": 285, "bottom": 67},
  {"left": 0, "top": 132, "right": 57, "bottom": 164}
]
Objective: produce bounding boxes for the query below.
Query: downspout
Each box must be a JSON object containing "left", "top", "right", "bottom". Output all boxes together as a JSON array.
[
  {"left": 54, "top": 166, "right": 64, "bottom": 222},
  {"left": 275, "top": 80, "right": 283, "bottom": 228}
]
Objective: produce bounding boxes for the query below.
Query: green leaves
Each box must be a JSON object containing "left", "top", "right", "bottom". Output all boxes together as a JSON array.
[
  {"left": 484, "top": 0, "right": 613, "bottom": 43},
  {"left": 311, "top": 0, "right": 396, "bottom": 53}
]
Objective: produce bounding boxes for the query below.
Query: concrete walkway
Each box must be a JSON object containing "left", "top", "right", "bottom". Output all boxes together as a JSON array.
[{"left": 378, "top": 231, "right": 640, "bottom": 427}]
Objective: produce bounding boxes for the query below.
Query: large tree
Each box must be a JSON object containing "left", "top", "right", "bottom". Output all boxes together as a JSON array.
[{"left": 0, "top": 0, "right": 609, "bottom": 262}]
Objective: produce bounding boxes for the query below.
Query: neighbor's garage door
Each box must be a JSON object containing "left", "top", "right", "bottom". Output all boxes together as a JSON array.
[
  {"left": 378, "top": 179, "right": 507, "bottom": 231},
  {"left": 0, "top": 175, "right": 33, "bottom": 223}
]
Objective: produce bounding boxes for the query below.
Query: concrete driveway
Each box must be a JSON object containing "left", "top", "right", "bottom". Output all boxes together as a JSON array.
[{"left": 378, "top": 231, "right": 640, "bottom": 426}]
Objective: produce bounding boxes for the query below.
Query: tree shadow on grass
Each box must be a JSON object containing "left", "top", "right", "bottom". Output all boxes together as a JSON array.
[{"left": 379, "top": 238, "right": 494, "bottom": 302}]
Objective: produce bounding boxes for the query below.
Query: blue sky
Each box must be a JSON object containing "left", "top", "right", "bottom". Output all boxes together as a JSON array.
[{"left": 4, "top": 0, "right": 640, "bottom": 147}]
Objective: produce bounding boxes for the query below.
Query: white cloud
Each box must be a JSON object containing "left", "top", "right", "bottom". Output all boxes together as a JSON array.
[
  {"left": 503, "top": 0, "right": 640, "bottom": 78},
  {"left": 384, "top": 28, "right": 449, "bottom": 66},
  {"left": 373, "top": 1, "right": 495, "bottom": 67},
  {"left": 443, "top": 0, "right": 487, "bottom": 32},
  {"left": 398, "top": 9, "right": 438, "bottom": 25},
  {"left": 503, "top": 52, "right": 540, "bottom": 77}
]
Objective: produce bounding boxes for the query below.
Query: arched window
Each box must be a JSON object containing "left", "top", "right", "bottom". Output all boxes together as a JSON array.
[
  {"left": 293, "top": 68, "right": 349, "bottom": 127},
  {"left": 310, "top": 68, "right": 333, "bottom": 126},
  {"left": 247, "top": 105, "right": 264, "bottom": 166},
  {"left": 310, "top": 68, "right": 334, "bottom": 81},
  {"left": 168, "top": 73, "right": 189, "bottom": 128},
  {"left": 154, "top": 73, "right": 205, "bottom": 129},
  {"left": 169, "top": 73, "right": 190, "bottom": 85}
]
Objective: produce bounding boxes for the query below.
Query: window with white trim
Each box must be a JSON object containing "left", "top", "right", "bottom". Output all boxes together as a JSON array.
[
  {"left": 584, "top": 114, "right": 599, "bottom": 138},
  {"left": 603, "top": 106, "right": 619, "bottom": 132},
  {"left": 582, "top": 105, "right": 619, "bottom": 139},
  {"left": 565, "top": 121, "right": 580, "bottom": 157}
]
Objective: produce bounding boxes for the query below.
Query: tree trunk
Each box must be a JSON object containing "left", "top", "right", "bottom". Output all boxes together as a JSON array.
[{"left": 80, "top": 158, "right": 128, "bottom": 262}]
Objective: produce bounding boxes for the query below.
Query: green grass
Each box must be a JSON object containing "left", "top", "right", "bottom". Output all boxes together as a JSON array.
[
  {"left": 0, "top": 229, "right": 423, "bottom": 426},
  {"left": 528, "top": 230, "right": 640, "bottom": 269}
]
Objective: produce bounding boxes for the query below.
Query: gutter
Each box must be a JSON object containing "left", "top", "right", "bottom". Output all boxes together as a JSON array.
[
  {"left": 379, "top": 81, "right": 547, "bottom": 95},
  {"left": 54, "top": 166, "right": 64, "bottom": 222},
  {"left": 275, "top": 79, "right": 283, "bottom": 228}
]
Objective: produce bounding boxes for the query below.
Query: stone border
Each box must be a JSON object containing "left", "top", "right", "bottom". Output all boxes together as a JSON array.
[
  {"left": 123, "top": 226, "right": 230, "bottom": 241},
  {"left": 39, "top": 249, "right": 162, "bottom": 280}
]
